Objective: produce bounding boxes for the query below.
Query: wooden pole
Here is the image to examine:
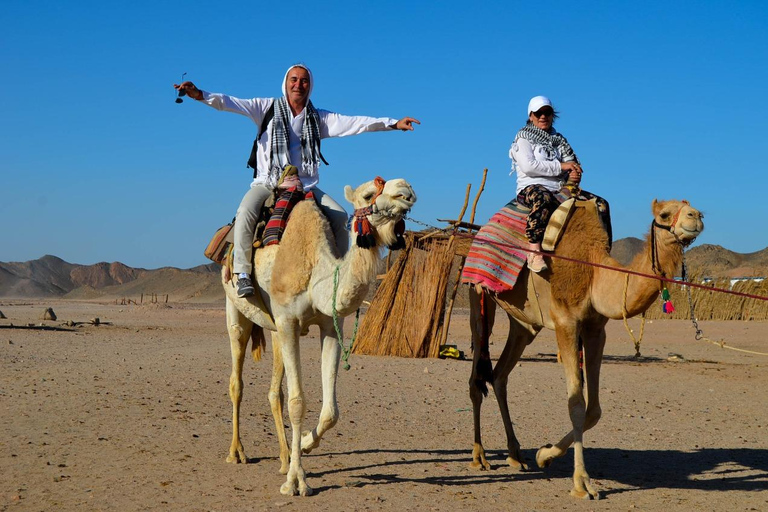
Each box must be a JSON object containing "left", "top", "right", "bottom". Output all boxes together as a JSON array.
[
  {"left": 431, "top": 184, "right": 471, "bottom": 346},
  {"left": 439, "top": 168, "right": 488, "bottom": 348}
]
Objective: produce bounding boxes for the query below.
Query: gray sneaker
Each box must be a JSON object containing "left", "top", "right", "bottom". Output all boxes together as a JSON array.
[{"left": 236, "top": 276, "right": 255, "bottom": 298}]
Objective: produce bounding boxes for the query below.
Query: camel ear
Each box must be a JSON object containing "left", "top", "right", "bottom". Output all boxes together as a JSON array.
[
  {"left": 344, "top": 185, "right": 355, "bottom": 203},
  {"left": 652, "top": 199, "right": 661, "bottom": 216}
]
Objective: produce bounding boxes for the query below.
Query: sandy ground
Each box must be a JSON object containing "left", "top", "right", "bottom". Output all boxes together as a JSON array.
[{"left": 1, "top": 300, "right": 767, "bottom": 511}]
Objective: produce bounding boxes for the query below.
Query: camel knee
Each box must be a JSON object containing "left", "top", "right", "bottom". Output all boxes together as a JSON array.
[
  {"left": 567, "top": 397, "right": 587, "bottom": 427},
  {"left": 287, "top": 396, "right": 306, "bottom": 421},
  {"left": 584, "top": 406, "right": 602, "bottom": 431},
  {"left": 318, "top": 409, "right": 339, "bottom": 432}
]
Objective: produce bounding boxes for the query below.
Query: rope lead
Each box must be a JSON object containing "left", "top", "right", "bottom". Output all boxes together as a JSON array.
[{"left": 332, "top": 265, "right": 360, "bottom": 370}]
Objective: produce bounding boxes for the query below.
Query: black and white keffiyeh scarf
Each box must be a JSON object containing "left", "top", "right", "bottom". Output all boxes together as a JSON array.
[
  {"left": 514, "top": 122, "right": 579, "bottom": 163},
  {"left": 269, "top": 96, "right": 323, "bottom": 186}
]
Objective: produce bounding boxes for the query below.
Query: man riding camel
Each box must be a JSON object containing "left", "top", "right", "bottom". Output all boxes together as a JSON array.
[{"left": 175, "top": 64, "right": 419, "bottom": 297}]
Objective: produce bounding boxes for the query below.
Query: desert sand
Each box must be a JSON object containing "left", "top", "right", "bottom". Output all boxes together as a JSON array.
[{"left": 1, "top": 299, "right": 767, "bottom": 511}]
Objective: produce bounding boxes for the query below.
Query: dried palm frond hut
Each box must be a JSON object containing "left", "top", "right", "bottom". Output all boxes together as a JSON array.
[{"left": 353, "top": 170, "right": 487, "bottom": 358}]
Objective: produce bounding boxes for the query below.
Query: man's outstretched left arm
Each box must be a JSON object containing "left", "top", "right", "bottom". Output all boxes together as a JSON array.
[{"left": 319, "top": 111, "right": 420, "bottom": 138}]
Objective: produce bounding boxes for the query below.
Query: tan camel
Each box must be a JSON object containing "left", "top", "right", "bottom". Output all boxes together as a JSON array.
[
  {"left": 222, "top": 177, "right": 416, "bottom": 497},
  {"left": 467, "top": 199, "right": 703, "bottom": 500}
]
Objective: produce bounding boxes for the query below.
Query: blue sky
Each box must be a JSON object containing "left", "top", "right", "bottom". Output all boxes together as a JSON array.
[{"left": 1, "top": 0, "right": 766, "bottom": 269}]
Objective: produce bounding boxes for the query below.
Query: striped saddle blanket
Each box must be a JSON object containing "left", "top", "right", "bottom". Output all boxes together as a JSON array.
[
  {"left": 460, "top": 200, "right": 531, "bottom": 293},
  {"left": 261, "top": 188, "right": 315, "bottom": 247},
  {"left": 461, "top": 193, "right": 589, "bottom": 292}
]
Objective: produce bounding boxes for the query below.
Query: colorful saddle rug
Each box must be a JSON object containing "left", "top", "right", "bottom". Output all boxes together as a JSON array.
[
  {"left": 261, "top": 188, "right": 315, "bottom": 247},
  {"left": 460, "top": 200, "right": 531, "bottom": 293}
]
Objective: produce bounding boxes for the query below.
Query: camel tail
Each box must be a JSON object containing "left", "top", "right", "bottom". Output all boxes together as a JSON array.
[
  {"left": 475, "top": 356, "right": 493, "bottom": 397},
  {"left": 250, "top": 325, "right": 267, "bottom": 362}
]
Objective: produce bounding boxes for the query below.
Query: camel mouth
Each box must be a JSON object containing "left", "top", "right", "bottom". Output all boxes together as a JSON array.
[
  {"left": 674, "top": 225, "right": 702, "bottom": 244},
  {"left": 379, "top": 187, "right": 417, "bottom": 212}
]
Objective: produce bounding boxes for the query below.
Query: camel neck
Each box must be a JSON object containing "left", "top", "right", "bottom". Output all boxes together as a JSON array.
[
  {"left": 330, "top": 244, "right": 380, "bottom": 316},
  {"left": 592, "top": 231, "right": 683, "bottom": 319}
]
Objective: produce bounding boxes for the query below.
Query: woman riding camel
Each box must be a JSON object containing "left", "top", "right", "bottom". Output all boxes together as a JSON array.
[
  {"left": 510, "top": 95, "right": 611, "bottom": 273},
  {"left": 175, "top": 64, "right": 419, "bottom": 297}
]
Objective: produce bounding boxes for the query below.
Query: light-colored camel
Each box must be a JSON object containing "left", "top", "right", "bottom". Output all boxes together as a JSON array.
[
  {"left": 468, "top": 199, "right": 703, "bottom": 499},
  {"left": 222, "top": 177, "right": 416, "bottom": 496}
]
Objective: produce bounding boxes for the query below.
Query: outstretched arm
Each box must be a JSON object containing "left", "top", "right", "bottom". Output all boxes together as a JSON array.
[
  {"left": 173, "top": 81, "right": 270, "bottom": 123},
  {"left": 319, "top": 111, "right": 420, "bottom": 138}
]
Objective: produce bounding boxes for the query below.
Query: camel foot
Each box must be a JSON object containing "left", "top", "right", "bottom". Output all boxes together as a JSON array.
[
  {"left": 469, "top": 459, "right": 491, "bottom": 471},
  {"left": 571, "top": 472, "right": 599, "bottom": 500},
  {"left": 301, "top": 430, "right": 320, "bottom": 454},
  {"left": 506, "top": 456, "right": 529, "bottom": 471},
  {"left": 280, "top": 479, "right": 313, "bottom": 497},
  {"left": 536, "top": 444, "right": 556, "bottom": 468},
  {"left": 279, "top": 459, "right": 289, "bottom": 475},
  {"left": 226, "top": 444, "right": 247, "bottom": 464},
  {"left": 470, "top": 443, "right": 491, "bottom": 470}
]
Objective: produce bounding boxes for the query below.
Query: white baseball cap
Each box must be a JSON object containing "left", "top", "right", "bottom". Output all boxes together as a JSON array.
[{"left": 527, "top": 95, "right": 553, "bottom": 115}]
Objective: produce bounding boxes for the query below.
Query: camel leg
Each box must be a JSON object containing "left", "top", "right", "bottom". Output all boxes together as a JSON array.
[
  {"left": 581, "top": 322, "right": 606, "bottom": 434},
  {"left": 492, "top": 315, "right": 538, "bottom": 470},
  {"left": 277, "top": 318, "right": 312, "bottom": 497},
  {"left": 536, "top": 321, "right": 599, "bottom": 500},
  {"left": 301, "top": 318, "right": 340, "bottom": 454},
  {"left": 268, "top": 331, "right": 290, "bottom": 474},
  {"left": 225, "top": 298, "right": 253, "bottom": 464},
  {"left": 468, "top": 286, "right": 495, "bottom": 470}
]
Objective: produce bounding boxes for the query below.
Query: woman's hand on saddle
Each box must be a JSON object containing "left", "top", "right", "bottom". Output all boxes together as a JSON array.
[
  {"left": 174, "top": 81, "right": 203, "bottom": 101},
  {"left": 393, "top": 117, "right": 421, "bottom": 131}
]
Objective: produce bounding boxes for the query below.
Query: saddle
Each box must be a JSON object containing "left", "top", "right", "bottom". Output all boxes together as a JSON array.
[
  {"left": 205, "top": 166, "right": 314, "bottom": 263},
  {"left": 461, "top": 194, "right": 603, "bottom": 293}
]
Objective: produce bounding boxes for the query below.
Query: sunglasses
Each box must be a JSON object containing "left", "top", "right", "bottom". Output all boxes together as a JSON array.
[
  {"left": 175, "top": 72, "right": 187, "bottom": 103},
  {"left": 532, "top": 108, "right": 554, "bottom": 118}
]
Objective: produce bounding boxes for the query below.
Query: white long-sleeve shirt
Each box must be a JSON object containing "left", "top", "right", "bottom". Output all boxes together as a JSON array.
[
  {"left": 200, "top": 91, "right": 399, "bottom": 190},
  {"left": 509, "top": 137, "right": 568, "bottom": 194}
]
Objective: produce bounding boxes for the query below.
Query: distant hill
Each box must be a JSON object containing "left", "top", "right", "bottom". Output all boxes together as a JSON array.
[
  {"left": 0, "top": 256, "right": 222, "bottom": 301},
  {"left": 610, "top": 240, "right": 768, "bottom": 278},
  {"left": 2, "top": 240, "right": 767, "bottom": 301}
]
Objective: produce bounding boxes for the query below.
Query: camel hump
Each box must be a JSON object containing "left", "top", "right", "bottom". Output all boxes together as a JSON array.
[{"left": 270, "top": 199, "right": 334, "bottom": 305}]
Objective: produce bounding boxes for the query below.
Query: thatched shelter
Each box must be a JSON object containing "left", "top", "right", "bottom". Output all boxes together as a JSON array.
[{"left": 352, "top": 170, "right": 487, "bottom": 359}]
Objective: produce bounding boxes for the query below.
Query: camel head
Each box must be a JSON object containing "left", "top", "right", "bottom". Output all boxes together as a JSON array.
[
  {"left": 344, "top": 177, "right": 417, "bottom": 248},
  {"left": 651, "top": 199, "right": 704, "bottom": 246}
]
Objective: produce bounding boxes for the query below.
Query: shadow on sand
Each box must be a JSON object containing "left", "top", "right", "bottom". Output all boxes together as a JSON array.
[{"left": 303, "top": 446, "right": 768, "bottom": 496}]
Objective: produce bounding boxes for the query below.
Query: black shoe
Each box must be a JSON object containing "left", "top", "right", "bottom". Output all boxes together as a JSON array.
[{"left": 236, "top": 276, "right": 255, "bottom": 298}]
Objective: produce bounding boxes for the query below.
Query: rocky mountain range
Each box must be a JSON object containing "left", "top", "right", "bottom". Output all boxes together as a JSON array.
[{"left": 1, "top": 239, "right": 766, "bottom": 301}]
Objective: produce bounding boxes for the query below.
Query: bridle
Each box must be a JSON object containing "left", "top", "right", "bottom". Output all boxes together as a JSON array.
[
  {"left": 649, "top": 200, "right": 697, "bottom": 277},
  {"left": 351, "top": 176, "right": 406, "bottom": 250}
]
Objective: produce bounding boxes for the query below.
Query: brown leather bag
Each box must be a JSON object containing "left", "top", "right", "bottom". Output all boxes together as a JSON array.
[{"left": 204, "top": 220, "right": 234, "bottom": 264}]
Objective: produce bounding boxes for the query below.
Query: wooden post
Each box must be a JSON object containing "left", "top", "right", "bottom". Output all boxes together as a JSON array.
[{"left": 438, "top": 168, "right": 488, "bottom": 348}]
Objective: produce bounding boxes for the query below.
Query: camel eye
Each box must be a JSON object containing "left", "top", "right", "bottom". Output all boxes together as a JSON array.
[
  {"left": 659, "top": 212, "right": 670, "bottom": 220},
  {"left": 363, "top": 192, "right": 375, "bottom": 201}
]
